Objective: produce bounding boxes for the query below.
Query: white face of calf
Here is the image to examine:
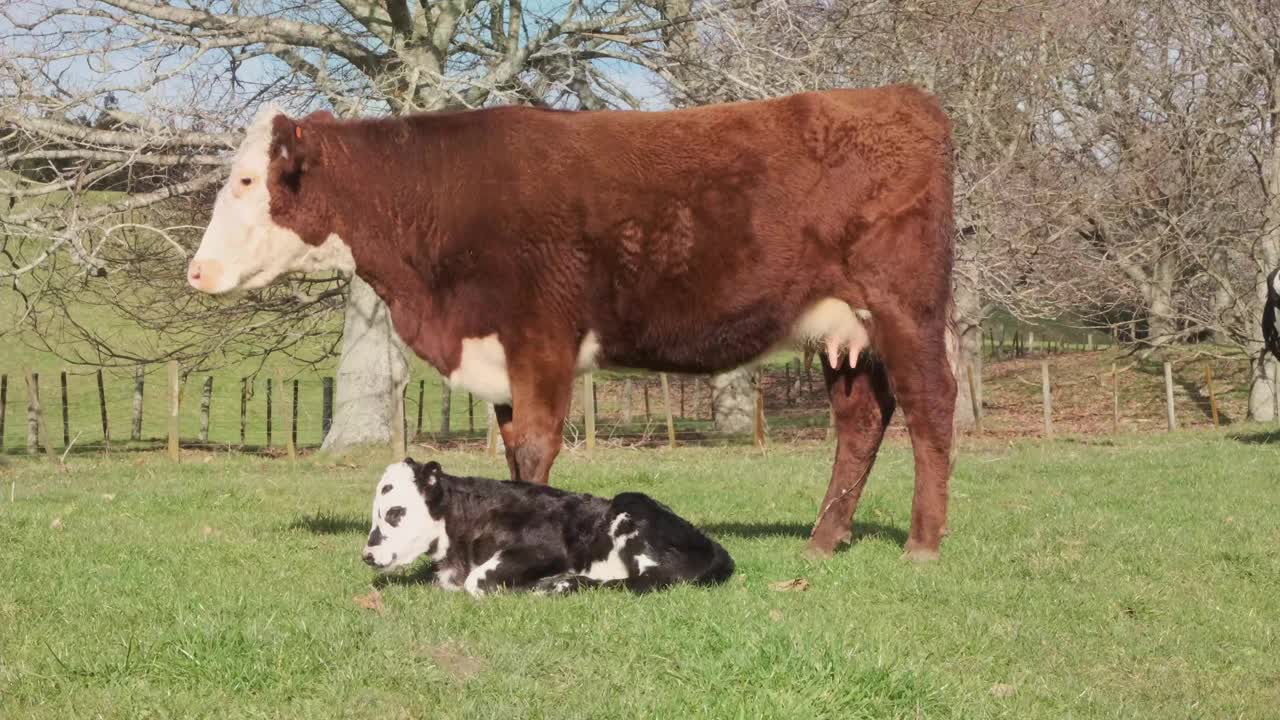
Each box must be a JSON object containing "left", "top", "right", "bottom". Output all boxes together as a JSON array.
[
  {"left": 187, "top": 105, "right": 353, "bottom": 295},
  {"left": 361, "top": 460, "right": 448, "bottom": 572}
]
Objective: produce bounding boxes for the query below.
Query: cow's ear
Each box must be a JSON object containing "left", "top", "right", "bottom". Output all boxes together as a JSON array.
[{"left": 268, "top": 114, "right": 316, "bottom": 194}]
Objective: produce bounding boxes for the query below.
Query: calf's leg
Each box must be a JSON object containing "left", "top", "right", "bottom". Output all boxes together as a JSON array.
[{"left": 807, "top": 357, "right": 896, "bottom": 557}]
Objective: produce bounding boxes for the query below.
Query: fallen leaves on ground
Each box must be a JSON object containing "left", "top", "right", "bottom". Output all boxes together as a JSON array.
[
  {"left": 49, "top": 516, "right": 63, "bottom": 530},
  {"left": 990, "top": 683, "right": 1016, "bottom": 698},
  {"left": 354, "top": 588, "right": 385, "bottom": 614},
  {"left": 768, "top": 577, "right": 810, "bottom": 592}
]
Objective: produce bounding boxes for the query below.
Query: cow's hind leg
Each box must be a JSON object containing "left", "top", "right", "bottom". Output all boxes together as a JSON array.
[
  {"left": 807, "top": 357, "right": 896, "bottom": 557},
  {"left": 875, "top": 312, "right": 956, "bottom": 562}
]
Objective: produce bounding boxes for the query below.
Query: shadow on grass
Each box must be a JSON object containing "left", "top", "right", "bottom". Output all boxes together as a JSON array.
[
  {"left": 702, "top": 520, "right": 908, "bottom": 548},
  {"left": 372, "top": 563, "right": 437, "bottom": 589},
  {"left": 1230, "top": 430, "right": 1280, "bottom": 445},
  {"left": 288, "top": 511, "right": 366, "bottom": 535}
]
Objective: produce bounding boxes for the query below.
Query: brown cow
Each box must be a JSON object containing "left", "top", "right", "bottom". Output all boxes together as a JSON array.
[{"left": 188, "top": 86, "right": 956, "bottom": 561}]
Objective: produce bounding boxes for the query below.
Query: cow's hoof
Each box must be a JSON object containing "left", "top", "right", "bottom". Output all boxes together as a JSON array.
[
  {"left": 802, "top": 543, "right": 835, "bottom": 561},
  {"left": 900, "top": 545, "right": 941, "bottom": 563}
]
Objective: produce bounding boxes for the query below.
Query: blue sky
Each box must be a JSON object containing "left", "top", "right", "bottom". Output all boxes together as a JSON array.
[{"left": 2, "top": 0, "right": 670, "bottom": 126}]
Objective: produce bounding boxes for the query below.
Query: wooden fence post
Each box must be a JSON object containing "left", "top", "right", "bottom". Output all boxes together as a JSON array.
[
  {"left": 415, "top": 379, "right": 425, "bottom": 438},
  {"left": 24, "top": 370, "right": 38, "bottom": 455},
  {"left": 239, "top": 377, "right": 248, "bottom": 445},
  {"left": 390, "top": 381, "right": 406, "bottom": 460},
  {"left": 1111, "top": 363, "right": 1119, "bottom": 433},
  {"left": 96, "top": 369, "right": 109, "bottom": 453},
  {"left": 0, "top": 373, "right": 7, "bottom": 453},
  {"left": 167, "top": 360, "right": 180, "bottom": 460},
  {"left": 678, "top": 375, "right": 685, "bottom": 418},
  {"left": 265, "top": 377, "right": 273, "bottom": 447},
  {"left": 485, "top": 403, "right": 498, "bottom": 457},
  {"left": 468, "top": 392, "right": 475, "bottom": 433},
  {"left": 292, "top": 379, "right": 299, "bottom": 449},
  {"left": 622, "top": 379, "right": 633, "bottom": 425},
  {"left": 439, "top": 380, "right": 451, "bottom": 435},
  {"left": 583, "top": 372, "right": 596, "bottom": 453},
  {"left": 752, "top": 371, "right": 766, "bottom": 448},
  {"left": 659, "top": 373, "right": 676, "bottom": 449},
  {"left": 1087, "top": 333, "right": 1094, "bottom": 351},
  {"left": 131, "top": 365, "right": 144, "bottom": 441},
  {"left": 643, "top": 382, "right": 651, "bottom": 421},
  {"left": 1206, "top": 365, "right": 1219, "bottom": 427},
  {"left": 1272, "top": 360, "right": 1280, "bottom": 425},
  {"left": 59, "top": 370, "right": 69, "bottom": 448},
  {"left": 1163, "top": 361, "right": 1176, "bottom": 432},
  {"left": 1028, "top": 331, "right": 1035, "bottom": 354},
  {"left": 322, "top": 377, "right": 334, "bottom": 440},
  {"left": 25, "top": 370, "right": 56, "bottom": 462},
  {"left": 967, "top": 364, "right": 981, "bottom": 433},
  {"left": 1041, "top": 360, "right": 1052, "bottom": 437},
  {"left": 276, "top": 370, "right": 295, "bottom": 460},
  {"left": 198, "top": 376, "right": 213, "bottom": 443}
]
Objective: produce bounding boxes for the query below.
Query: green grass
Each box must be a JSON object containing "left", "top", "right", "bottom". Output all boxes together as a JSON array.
[{"left": 2, "top": 432, "right": 1278, "bottom": 718}]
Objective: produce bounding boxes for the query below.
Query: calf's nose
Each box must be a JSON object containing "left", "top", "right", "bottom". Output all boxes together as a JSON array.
[{"left": 362, "top": 552, "right": 379, "bottom": 567}]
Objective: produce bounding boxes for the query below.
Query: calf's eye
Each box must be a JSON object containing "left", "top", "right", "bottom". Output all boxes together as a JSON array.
[
  {"left": 385, "top": 506, "right": 406, "bottom": 527},
  {"left": 239, "top": 177, "right": 253, "bottom": 186}
]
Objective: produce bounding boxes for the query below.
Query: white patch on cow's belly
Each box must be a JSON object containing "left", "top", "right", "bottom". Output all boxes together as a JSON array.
[
  {"left": 463, "top": 553, "right": 503, "bottom": 597},
  {"left": 449, "top": 334, "right": 511, "bottom": 404}
]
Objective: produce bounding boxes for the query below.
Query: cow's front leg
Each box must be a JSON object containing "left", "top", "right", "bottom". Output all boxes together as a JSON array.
[{"left": 506, "top": 349, "right": 576, "bottom": 485}]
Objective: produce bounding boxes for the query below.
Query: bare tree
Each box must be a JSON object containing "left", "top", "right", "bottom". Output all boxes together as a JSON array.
[{"left": 3, "top": 0, "right": 700, "bottom": 450}]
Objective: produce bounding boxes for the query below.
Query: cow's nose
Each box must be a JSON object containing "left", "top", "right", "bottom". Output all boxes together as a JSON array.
[
  {"left": 362, "top": 552, "right": 379, "bottom": 567},
  {"left": 187, "top": 259, "right": 223, "bottom": 291}
]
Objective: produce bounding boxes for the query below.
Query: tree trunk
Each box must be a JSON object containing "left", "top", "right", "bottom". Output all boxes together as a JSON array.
[
  {"left": 1249, "top": 69, "right": 1280, "bottom": 421},
  {"left": 1143, "top": 253, "right": 1178, "bottom": 346},
  {"left": 951, "top": 255, "right": 983, "bottom": 429},
  {"left": 711, "top": 367, "right": 754, "bottom": 434},
  {"left": 322, "top": 276, "right": 411, "bottom": 453}
]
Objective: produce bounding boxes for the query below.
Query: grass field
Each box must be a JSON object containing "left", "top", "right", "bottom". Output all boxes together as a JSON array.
[{"left": 2, "top": 432, "right": 1278, "bottom": 718}]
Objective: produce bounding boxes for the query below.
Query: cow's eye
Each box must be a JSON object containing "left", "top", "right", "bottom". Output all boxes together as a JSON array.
[{"left": 239, "top": 177, "right": 253, "bottom": 187}]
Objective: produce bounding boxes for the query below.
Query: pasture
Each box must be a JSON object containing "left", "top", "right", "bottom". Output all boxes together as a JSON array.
[{"left": 2, "top": 433, "right": 1277, "bottom": 719}]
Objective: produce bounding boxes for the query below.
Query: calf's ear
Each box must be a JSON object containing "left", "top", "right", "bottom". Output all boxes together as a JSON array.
[{"left": 413, "top": 460, "right": 443, "bottom": 486}]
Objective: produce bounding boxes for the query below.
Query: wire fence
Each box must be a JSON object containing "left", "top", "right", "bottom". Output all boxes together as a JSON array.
[{"left": 0, "top": 332, "right": 1269, "bottom": 459}]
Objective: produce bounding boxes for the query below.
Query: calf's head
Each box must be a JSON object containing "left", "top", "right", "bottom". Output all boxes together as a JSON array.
[
  {"left": 362, "top": 458, "right": 448, "bottom": 572},
  {"left": 188, "top": 106, "right": 353, "bottom": 295}
]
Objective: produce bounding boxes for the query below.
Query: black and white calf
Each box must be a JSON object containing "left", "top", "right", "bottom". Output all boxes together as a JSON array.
[{"left": 361, "top": 458, "right": 734, "bottom": 596}]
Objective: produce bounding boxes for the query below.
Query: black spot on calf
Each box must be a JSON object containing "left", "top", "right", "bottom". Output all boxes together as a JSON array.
[{"left": 385, "top": 506, "right": 406, "bottom": 527}]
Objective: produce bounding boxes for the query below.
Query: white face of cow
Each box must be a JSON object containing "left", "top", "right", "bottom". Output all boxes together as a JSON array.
[
  {"left": 187, "top": 105, "right": 354, "bottom": 295},
  {"left": 361, "top": 461, "right": 449, "bottom": 572}
]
